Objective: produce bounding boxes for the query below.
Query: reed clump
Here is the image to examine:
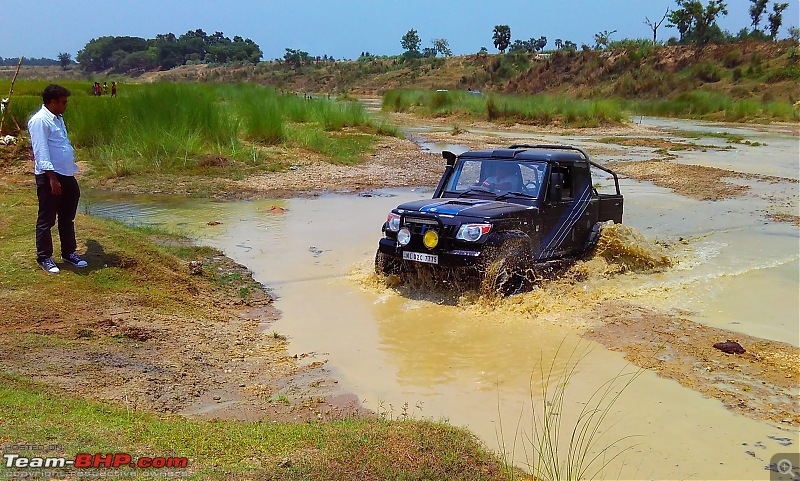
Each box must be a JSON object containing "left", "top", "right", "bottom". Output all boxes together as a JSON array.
[
  {"left": 383, "top": 89, "right": 626, "bottom": 127},
  {"left": 3, "top": 81, "right": 397, "bottom": 179},
  {"left": 626, "top": 90, "right": 800, "bottom": 122}
]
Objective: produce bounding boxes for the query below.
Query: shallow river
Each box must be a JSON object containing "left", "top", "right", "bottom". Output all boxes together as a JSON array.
[{"left": 85, "top": 118, "right": 799, "bottom": 480}]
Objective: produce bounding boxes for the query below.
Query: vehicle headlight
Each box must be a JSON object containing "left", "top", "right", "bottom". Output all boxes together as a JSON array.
[
  {"left": 423, "top": 229, "right": 439, "bottom": 249},
  {"left": 397, "top": 227, "right": 411, "bottom": 246},
  {"left": 386, "top": 213, "right": 401, "bottom": 232},
  {"left": 456, "top": 223, "right": 492, "bottom": 242}
]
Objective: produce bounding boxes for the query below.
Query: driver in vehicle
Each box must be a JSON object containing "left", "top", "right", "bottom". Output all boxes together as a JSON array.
[{"left": 481, "top": 162, "right": 521, "bottom": 191}]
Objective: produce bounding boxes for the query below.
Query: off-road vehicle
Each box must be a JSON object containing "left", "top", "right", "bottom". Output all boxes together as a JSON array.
[{"left": 374, "top": 144, "right": 623, "bottom": 295}]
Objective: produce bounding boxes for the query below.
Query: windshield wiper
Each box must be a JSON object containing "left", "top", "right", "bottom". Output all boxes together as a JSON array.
[
  {"left": 458, "top": 187, "right": 497, "bottom": 197},
  {"left": 495, "top": 191, "right": 537, "bottom": 201}
]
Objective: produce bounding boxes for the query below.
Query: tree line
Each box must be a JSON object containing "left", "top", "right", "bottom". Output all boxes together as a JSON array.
[
  {"left": 15, "top": 0, "right": 798, "bottom": 74},
  {"left": 75, "top": 29, "right": 262, "bottom": 73},
  {"left": 0, "top": 57, "right": 61, "bottom": 67},
  {"left": 402, "top": 0, "right": 796, "bottom": 57}
]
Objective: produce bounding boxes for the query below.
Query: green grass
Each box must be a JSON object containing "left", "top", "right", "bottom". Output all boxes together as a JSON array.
[
  {"left": 0, "top": 367, "right": 513, "bottom": 480},
  {"left": 2, "top": 80, "right": 399, "bottom": 182},
  {"left": 383, "top": 89, "right": 627, "bottom": 127},
  {"left": 625, "top": 90, "right": 800, "bottom": 122}
]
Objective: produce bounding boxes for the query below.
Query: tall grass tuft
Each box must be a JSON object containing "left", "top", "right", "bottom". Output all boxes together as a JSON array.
[
  {"left": 497, "top": 340, "right": 642, "bottom": 481},
  {"left": 237, "top": 95, "right": 284, "bottom": 145},
  {"left": 4, "top": 80, "right": 393, "bottom": 179},
  {"left": 383, "top": 89, "right": 626, "bottom": 126},
  {"left": 627, "top": 90, "right": 799, "bottom": 122}
]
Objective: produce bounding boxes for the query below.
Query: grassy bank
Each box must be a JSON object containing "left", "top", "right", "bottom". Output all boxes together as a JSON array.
[
  {"left": 0, "top": 178, "right": 516, "bottom": 480},
  {"left": 1, "top": 81, "right": 398, "bottom": 189},
  {"left": 382, "top": 88, "right": 799, "bottom": 126},
  {"left": 383, "top": 89, "right": 626, "bottom": 127},
  {"left": 625, "top": 90, "right": 800, "bottom": 122},
  {"left": 0, "top": 373, "right": 512, "bottom": 480}
]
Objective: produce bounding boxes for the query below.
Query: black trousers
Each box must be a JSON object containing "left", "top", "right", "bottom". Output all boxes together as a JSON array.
[{"left": 35, "top": 173, "right": 80, "bottom": 262}]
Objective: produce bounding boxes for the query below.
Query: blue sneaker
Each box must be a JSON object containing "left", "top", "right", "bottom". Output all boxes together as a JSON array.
[
  {"left": 39, "top": 258, "right": 60, "bottom": 274},
  {"left": 62, "top": 252, "right": 88, "bottom": 268}
]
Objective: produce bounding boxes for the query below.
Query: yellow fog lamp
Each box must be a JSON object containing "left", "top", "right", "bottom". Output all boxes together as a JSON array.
[{"left": 423, "top": 229, "right": 439, "bottom": 249}]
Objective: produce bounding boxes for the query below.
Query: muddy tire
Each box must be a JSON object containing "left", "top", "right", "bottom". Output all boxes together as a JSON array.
[
  {"left": 375, "top": 250, "right": 403, "bottom": 276},
  {"left": 480, "top": 241, "right": 529, "bottom": 297},
  {"left": 583, "top": 221, "right": 605, "bottom": 256}
]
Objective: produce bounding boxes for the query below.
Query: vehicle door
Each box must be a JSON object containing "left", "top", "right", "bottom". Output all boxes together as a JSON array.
[{"left": 536, "top": 162, "right": 595, "bottom": 260}]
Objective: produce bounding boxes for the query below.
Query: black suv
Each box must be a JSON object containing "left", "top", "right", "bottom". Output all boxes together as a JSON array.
[{"left": 375, "top": 144, "right": 623, "bottom": 295}]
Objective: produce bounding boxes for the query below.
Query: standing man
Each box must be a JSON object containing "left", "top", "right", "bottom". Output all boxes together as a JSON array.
[{"left": 28, "top": 84, "right": 87, "bottom": 274}]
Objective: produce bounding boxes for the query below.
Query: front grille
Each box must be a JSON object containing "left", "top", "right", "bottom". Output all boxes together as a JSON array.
[
  {"left": 404, "top": 216, "right": 439, "bottom": 226},
  {"left": 403, "top": 220, "right": 459, "bottom": 251}
]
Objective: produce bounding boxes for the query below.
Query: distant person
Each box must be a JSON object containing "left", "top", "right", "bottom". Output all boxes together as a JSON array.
[
  {"left": 27, "top": 84, "right": 87, "bottom": 274},
  {"left": 111, "top": 81, "right": 117, "bottom": 97},
  {"left": 102, "top": 82, "right": 108, "bottom": 95}
]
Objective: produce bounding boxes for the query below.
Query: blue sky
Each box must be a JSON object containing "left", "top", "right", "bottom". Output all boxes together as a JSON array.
[{"left": 3, "top": 0, "right": 798, "bottom": 61}]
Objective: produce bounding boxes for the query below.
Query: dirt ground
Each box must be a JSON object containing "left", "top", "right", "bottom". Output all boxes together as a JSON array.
[
  {"left": 0, "top": 250, "right": 368, "bottom": 423},
  {"left": 2, "top": 115, "right": 798, "bottom": 429},
  {"left": 585, "top": 302, "right": 799, "bottom": 427}
]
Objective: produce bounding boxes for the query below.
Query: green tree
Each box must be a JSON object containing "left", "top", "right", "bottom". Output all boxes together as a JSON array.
[
  {"left": 767, "top": 2, "right": 789, "bottom": 39},
  {"left": 510, "top": 37, "right": 548, "bottom": 53},
  {"left": 749, "top": 0, "right": 769, "bottom": 32},
  {"left": 432, "top": 38, "right": 452, "bottom": 57},
  {"left": 594, "top": 30, "right": 617, "bottom": 49},
  {"left": 57, "top": 52, "right": 71, "bottom": 70},
  {"left": 151, "top": 33, "right": 183, "bottom": 70},
  {"left": 283, "top": 48, "right": 310, "bottom": 68},
  {"left": 78, "top": 36, "right": 147, "bottom": 71},
  {"left": 178, "top": 29, "right": 209, "bottom": 62},
  {"left": 667, "top": 0, "right": 728, "bottom": 46},
  {"left": 493, "top": 25, "right": 511, "bottom": 53},
  {"left": 401, "top": 29, "right": 421, "bottom": 54},
  {"left": 120, "top": 50, "right": 158, "bottom": 71}
]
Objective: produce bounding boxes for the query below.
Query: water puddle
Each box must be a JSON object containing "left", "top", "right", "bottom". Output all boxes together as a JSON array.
[{"left": 83, "top": 119, "right": 799, "bottom": 480}]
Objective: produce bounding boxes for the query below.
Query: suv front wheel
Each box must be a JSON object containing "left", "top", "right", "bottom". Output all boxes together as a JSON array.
[{"left": 479, "top": 240, "right": 530, "bottom": 297}]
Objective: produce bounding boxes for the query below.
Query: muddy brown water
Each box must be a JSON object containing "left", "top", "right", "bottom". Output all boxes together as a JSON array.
[{"left": 84, "top": 118, "right": 798, "bottom": 480}]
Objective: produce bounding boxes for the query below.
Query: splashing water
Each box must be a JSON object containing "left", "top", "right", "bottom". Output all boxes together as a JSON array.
[
  {"left": 592, "top": 223, "right": 673, "bottom": 272},
  {"left": 359, "top": 223, "right": 675, "bottom": 324}
]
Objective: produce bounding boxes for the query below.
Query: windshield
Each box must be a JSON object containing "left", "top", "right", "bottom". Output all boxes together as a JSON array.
[{"left": 444, "top": 159, "right": 545, "bottom": 198}]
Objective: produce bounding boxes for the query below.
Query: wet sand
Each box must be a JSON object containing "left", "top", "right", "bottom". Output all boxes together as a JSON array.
[{"left": 585, "top": 301, "right": 799, "bottom": 427}]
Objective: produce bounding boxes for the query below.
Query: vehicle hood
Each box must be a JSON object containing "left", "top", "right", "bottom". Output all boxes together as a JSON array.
[{"left": 394, "top": 198, "right": 537, "bottom": 220}]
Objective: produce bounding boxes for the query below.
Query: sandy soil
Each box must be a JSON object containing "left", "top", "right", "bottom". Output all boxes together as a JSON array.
[
  {"left": 228, "top": 135, "right": 444, "bottom": 196},
  {"left": 585, "top": 302, "right": 799, "bottom": 427}
]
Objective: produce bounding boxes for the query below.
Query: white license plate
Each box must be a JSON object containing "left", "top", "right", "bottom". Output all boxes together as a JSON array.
[{"left": 402, "top": 251, "right": 439, "bottom": 264}]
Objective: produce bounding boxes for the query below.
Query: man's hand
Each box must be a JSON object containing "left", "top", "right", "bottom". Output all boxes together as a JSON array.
[{"left": 46, "top": 172, "right": 62, "bottom": 195}]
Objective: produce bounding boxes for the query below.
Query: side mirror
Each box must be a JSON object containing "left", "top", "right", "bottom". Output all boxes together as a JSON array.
[
  {"left": 442, "top": 150, "right": 457, "bottom": 167},
  {"left": 548, "top": 173, "right": 563, "bottom": 202}
]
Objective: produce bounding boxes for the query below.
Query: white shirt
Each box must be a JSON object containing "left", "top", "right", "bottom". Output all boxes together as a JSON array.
[{"left": 28, "top": 104, "right": 78, "bottom": 176}]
